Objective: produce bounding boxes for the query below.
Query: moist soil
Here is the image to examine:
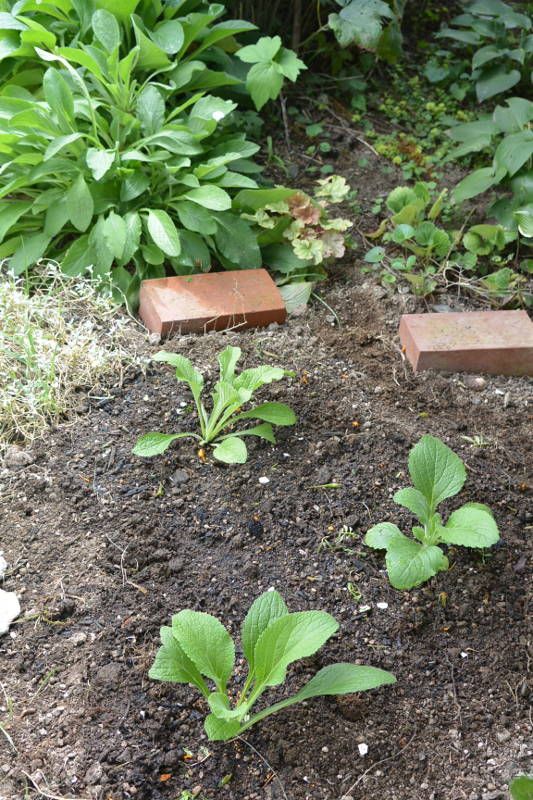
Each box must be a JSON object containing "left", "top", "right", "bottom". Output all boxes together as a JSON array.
[
  {"left": 1, "top": 137, "right": 532, "bottom": 800},
  {"left": 1, "top": 270, "right": 532, "bottom": 800}
]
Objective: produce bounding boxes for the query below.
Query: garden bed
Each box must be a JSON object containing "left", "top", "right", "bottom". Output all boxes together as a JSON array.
[{"left": 1, "top": 272, "right": 531, "bottom": 800}]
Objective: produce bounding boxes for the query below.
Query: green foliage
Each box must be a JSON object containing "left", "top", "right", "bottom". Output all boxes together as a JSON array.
[
  {"left": 236, "top": 35, "right": 305, "bottom": 110},
  {"left": 432, "top": 0, "right": 532, "bottom": 103},
  {"left": 0, "top": 1, "right": 305, "bottom": 304},
  {"left": 365, "top": 435, "right": 500, "bottom": 590},
  {"left": 510, "top": 775, "right": 533, "bottom": 800},
  {"left": 149, "top": 589, "right": 396, "bottom": 740},
  {"left": 133, "top": 346, "right": 296, "bottom": 464},
  {"left": 328, "top": 0, "right": 405, "bottom": 63}
]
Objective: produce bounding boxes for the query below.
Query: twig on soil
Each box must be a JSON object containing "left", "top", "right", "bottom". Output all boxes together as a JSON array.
[
  {"left": 21, "top": 770, "right": 90, "bottom": 800},
  {"left": 445, "top": 653, "right": 463, "bottom": 729},
  {"left": 339, "top": 726, "right": 417, "bottom": 799},
  {"left": 236, "top": 736, "right": 289, "bottom": 800},
  {"left": 280, "top": 93, "right": 292, "bottom": 154}
]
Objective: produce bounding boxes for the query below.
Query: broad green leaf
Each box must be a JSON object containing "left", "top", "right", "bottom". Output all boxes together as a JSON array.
[
  {"left": 207, "top": 692, "right": 246, "bottom": 720},
  {"left": 101, "top": 211, "right": 126, "bottom": 260},
  {"left": 86, "top": 148, "right": 115, "bottom": 181},
  {"left": 61, "top": 234, "right": 94, "bottom": 276},
  {"left": 515, "top": 204, "right": 533, "bottom": 237},
  {"left": 9, "top": 232, "right": 50, "bottom": 274},
  {"left": 132, "top": 17, "right": 170, "bottom": 70},
  {"left": 246, "top": 61, "right": 283, "bottom": 111},
  {"left": 121, "top": 173, "right": 150, "bottom": 203},
  {"left": 149, "top": 626, "right": 209, "bottom": 696},
  {"left": 0, "top": 200, "right": 31, "bottom": 242},
  {"left": 393, "top": 488, "right": 431, "bottom": 524},
  {"left": 151, "top": 20, "right": 185, "bottom": 54},
  {"left": 218, "top": 345, "right": 242, "bottom": 382},
  {"left": 233, "top": 423, "right": 276, "bottom": 442},
  {"left": 175, "top": 200, "right": 217, "bottom": 234},
  {"left": 234, "top": 365, "right": 286, "bottom": 394},
  {"left": 278, "top": 282, "right": 314, "bottom": 313},
  {"left": 204, "top": 713, "right": 240, "bottom": 741},
  {"left": 292, "top": 662, "right": 396, "bottom": 701},
  {"left": 237, "top": 35, "right": 282, "bottom": 63},
  {"left": 212, "top": 436, "right": 247, "bottom": 464},
  {"left": 493, "top": 98, "right": 533, "bottom": 134},
  {"left": 476, "top": 67, "right": 521, "bottom": 103},
  {"left": 153, "top": 351, "right": 204, "bottom": 401},
  {"left": 509, "top": 775, "right": 533, "bottom": 800},
  {"left": 45, "top": 132, "right": 84, "bottom": 161},
  {"left": 182, "top": 185, "right": 231, "bottom": 211},
  {"left": 254, "top": 611, "right": 339, "bottom": 687},
  {"left": 364, "top": 246, "right": 386, "bottom": 263},
  {"left": 328, "top": 0, "right": 393, "bottom": 50},
  {"left": 67, "top": 174, "right": 94, "bottom": 232},
  {"left": 237, "top": 402, "right": 296, "bottom": 426},
  {"left": 137, "top": 86, "right": 165, "bottom": 136},
  {"left": 494, "top": 132, "right": 533, "bottom": 177},
  {"left": 121, "top": 211, "right": 142, "bottom": 264},
  {"left": 453, "top": 167, "right": 502, "bottom": 203},
  {"left": 132, "top": 432, "right": 192, "bottom": 457},
  {"left": 386, "top": 539, "right": 448, "bottom": 590},
  {"left": 43, "top": 66, "right": 74, "bottom": 128},
  {"left": 146, "top": 209, "right": 181, "bottom": 257},
  {"left": 92, "top": 9, "right": 120, "bottom": 52},
  {"left": 172, "top": 609, "right": 235, "bottom": 687},
  {"left": 213, "top": 212, "right": 262, "bottom": 268},
  {"left": 241, "top": 590, "right": 289, "bottom": 672},
  {"left": 277, "top": 48, "right": 306, "bottom": 81},
  {"left": 95, "top": 0, "right": 140, "bottom": 20},
  {"left": 173, "top": 230, "right": 210, "bottom": 271},
  {"left": 365, "top": 522, "right": 405, "bottom": 550},
  {"left": 439, "top": 503, "right": 499, "bottom": 548},
  {"left": 233, "top": 187, "right": 295, "bottom": 211},
  {"left": 408, "top": 435, "right": 466, "bottom": 510}
]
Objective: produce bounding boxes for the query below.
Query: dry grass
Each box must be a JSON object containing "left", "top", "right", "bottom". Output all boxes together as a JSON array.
[{"left": 0, "top": 262, "right": 146, "bottom": 450}]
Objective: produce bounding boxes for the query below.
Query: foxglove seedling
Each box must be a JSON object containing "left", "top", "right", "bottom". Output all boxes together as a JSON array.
[
  {"left": 365, "top": 435, "right": 500, "bottom": 590},
  {"left": 149, "top": 590, "right": 396, "bottom": 741},
  {"left": 133, "top": 346, "right": 296, "bottom": 464}
]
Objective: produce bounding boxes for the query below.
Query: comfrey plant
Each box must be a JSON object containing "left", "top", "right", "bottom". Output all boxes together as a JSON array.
[
  {"left": 365, "top": 435, "right": 500, "bottom": 590},
  {"left": 133, "top": 346, "right": 296, "bottom": 464},
  {"left": 149, "top": 589, "right": 396, "bottom": 741}
]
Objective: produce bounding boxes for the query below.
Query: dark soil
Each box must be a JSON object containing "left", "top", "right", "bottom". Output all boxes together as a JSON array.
[{"left": 1, "top": 270, "right": 532, "bottom": 800}]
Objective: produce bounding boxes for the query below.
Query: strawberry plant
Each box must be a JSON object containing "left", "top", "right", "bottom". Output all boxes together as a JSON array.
[
  {"left": 133, "top": 346, "right": 296, "bottom": 464},
  {"left": 365, "top": 435, "right": 500, "bottom": 590},
  {"left": 149, "top": 589, "right": 396, "bottom": 741}
]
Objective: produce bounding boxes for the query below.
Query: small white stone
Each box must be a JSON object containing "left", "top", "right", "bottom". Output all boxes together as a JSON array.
[
  {"left": 0, "top": 590, "right": 20, "bottom": 636},
  {"left": 358, "top": 743, "right": 368, "bottom": 757},
  {"left": 0, "top": 554, "right": 6, "bottom": 579},
  {"left": 258, "top": 476, "right": 270, "bottom": 485},
  {"left": 358, "top": 604, "right": 372, "bottom": 614},
  {"left": 376, "top": 601, "right": 389, "bottom": 610},
  {"left": 461, "top": 651, "right": 468, "bottom": 658}
]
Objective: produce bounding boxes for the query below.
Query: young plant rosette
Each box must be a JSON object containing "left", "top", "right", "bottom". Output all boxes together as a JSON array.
[{"left": 149, "top": 590, "right": 396, "bottom": 741}]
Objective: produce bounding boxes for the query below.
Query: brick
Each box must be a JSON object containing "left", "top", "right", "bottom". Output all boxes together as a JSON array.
[
  {"left": 139, "top": 269, "right": 286, "bottom": 337},
  {"left": 399, "top": 310, "right": 533, "bottom": 376}
]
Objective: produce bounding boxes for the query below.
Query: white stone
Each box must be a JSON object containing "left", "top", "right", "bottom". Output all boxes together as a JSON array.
[
  {"left": 376, "top": 601, "right": 389, "bottom": 610},
  {"left": 258, "top": 476, "right": 270, "bottom": 485},
  {"left": 358, "top": 743, "right": 368, "bottom": 756},
  {"left": 0, "top": 589, "right": 20, "bottom": 636},
  {"left": 0, "top": 554, "right": 6, "bottom": 579}
]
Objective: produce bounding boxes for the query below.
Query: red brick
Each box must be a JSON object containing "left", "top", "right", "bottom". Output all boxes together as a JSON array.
[
  {"left": 399, "top": 310, "right": 533, "bottom": 376},
  {"left": 139, "top": 269, "right": 286, "bottom": 337}
]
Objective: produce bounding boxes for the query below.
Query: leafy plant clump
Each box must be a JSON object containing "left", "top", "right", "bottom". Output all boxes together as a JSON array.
[
  {"left": 133, "top": 346, "right": 296, "bottom": 464},
  {"left": 0, "top": 2, "right": 305, "bottom": 305},
  {"left": 149, "top": 589, "right": 396, "bottom": 741},
  {"left": 365, "top": 435, "right": 500, "bottom": 590}
]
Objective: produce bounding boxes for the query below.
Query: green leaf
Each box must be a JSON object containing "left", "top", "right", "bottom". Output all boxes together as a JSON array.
[
  {"left": 237, "top": 402, "right": 296, "bottom": 426},
  {"left": 453, "top": 167, "right": 502, "bottom": 203},
  {"left": 172, "top": 610, "right": 235, "bottom": 687},
  {"left": 45, "top": 132, "right": 84, "bottom": 161},
  {"left": 237, "top": 35, "right": 282, "bottom": 63},
  {"left": 9, "top": 232, "right": 50, "bottom": 274},
  {"left": 67, "top": 174, "right": 94, "bottom": 232},
  {"left": 92, "top": 9, "right": 120, "bottom": 52},
  {"left": 292, "top": 662, "right": 396, "bottom": 701},
  {"left": 234, "top": 365, "right": 287, "bottom": 394},
  {"left": 207, "top": 692, "right": 246, "bottom": 720},
  {"left": 132, "top": 432, "right": 191, "bottom": 457},
  {"left": 182, "top": 185, "right": 231, "bottom": 211},
  {"left": 137, "top": 86, "right": 165, "bottom": 136},
  {"left": 408, "top": 435, "right": 466, "bottom": 510},
  {"left": 365, "top": 246, "right": 386, "bottom": 263},
  {"left": 385, "top": 539, "right": 449, "bottom": 590},
  {"left": 151, "top": 20, "right": 185, "bottom": 55},
  {"left": 439, "top": 503, "right": 499, "bottom": 548},
  {"left": 132, "top": 17, "right": 170, "bottom": 70},
  {"left": 328, "top": 0, "right": 393, "bottom": 50},
  {"left": 218, "top": 345, "right": 242, "bottom": 382},
  {"left": 212, "top": 436, "right": 248, "bottom": 464},
  {"left": 515, "top": 204, "right": 533, "bottom": 237},
  {"left": 253, "top": 611, "right": 339, "bottom": 687},
  {"left": 365, "top": 522, "right": 405, "bottom": 550},
  {"left": 277, "top": 48, "right": 306, "bottom": 81},
  {"left": 121, "top": 211, "right": 142, "bottom": 264},
  {"left": 175, "top": 200, "right": 217, "bottom": 235},
  {"left": 153, "top": 351, "right": 204, "bottom": 401},
  {"left": 476, "top": 67, "right": 521, "bottom": 103},
  {"left": 278, "top": 282, "right": 313, "bottom": 313},
  {"left": 393, "top": 488, "right": 431, "bottom": 524},
  {"left": 86, "top": 148, "right": 115, "bottom": 181},
  {"left": 213, "top": 212, "right": 261, "bottom": 268},
  {"left": 101, "top": 211, "right": 126, "bottom": 260},
  {"left": 204, "top": 713, "right": 241, "bottom": 741},
  {"left": 61, "top": 234, "right": 94, "bottom": 276},
  {"left": 246, "top": 62, "right": 283, "bottom": 111},
  {"left": 241, "top": 590, "right": 289, "bottom": 672},
  {"left": 149, "top": 627, "right": 209, "bottom": 697},
  {"left": 494, "top": 132, "right": 533, "bottom": 177},
  {"left": 43, "top": 66, "right": 74, "bottom": 127},
  {"left": 509, "top": 775, "right": 533, "bottom": 800},
  {"left": 121, "top": 173, "right": 150, "bottom": 203},
  {"left": 233, "top": 423, "right": 276, "bottom": 442},
  {"left": 0, "top": 200, "right": 31, "bottom": 243},
  {"left": 146, "top": 209, "right": 181, "bottom": 257}
]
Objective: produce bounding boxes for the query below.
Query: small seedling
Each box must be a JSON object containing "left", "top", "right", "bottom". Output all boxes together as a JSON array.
[
  {"left": 365, "top": 435, "right": 500, "bottom": 590},
  {"left": 133, "top": 346, "right": 296, "bottom": 464},
  {"left": 149, "top": 590, "right": 396, "bottom": 741}
]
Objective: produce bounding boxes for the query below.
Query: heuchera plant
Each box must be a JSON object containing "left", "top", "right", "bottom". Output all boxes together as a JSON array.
[
  {"left": 149, "top": 589, "right": 396, "bottom": 741},
  {"left": 133, "top": 346, "right": 296, "bottom": 464},
  {"left": 365, "top": 435, "right": 500, "bottom": 590}
]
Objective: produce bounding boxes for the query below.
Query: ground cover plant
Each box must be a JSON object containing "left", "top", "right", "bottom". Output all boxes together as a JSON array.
[
  {"left": 149, "top": 588, "right": 396, "bottom": 741},
  {"left": 365, "top": 434, "right": 500, "bottom": 590},
  {"left": 133, "top": 345, "right": 296, "bottom": 464}
]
